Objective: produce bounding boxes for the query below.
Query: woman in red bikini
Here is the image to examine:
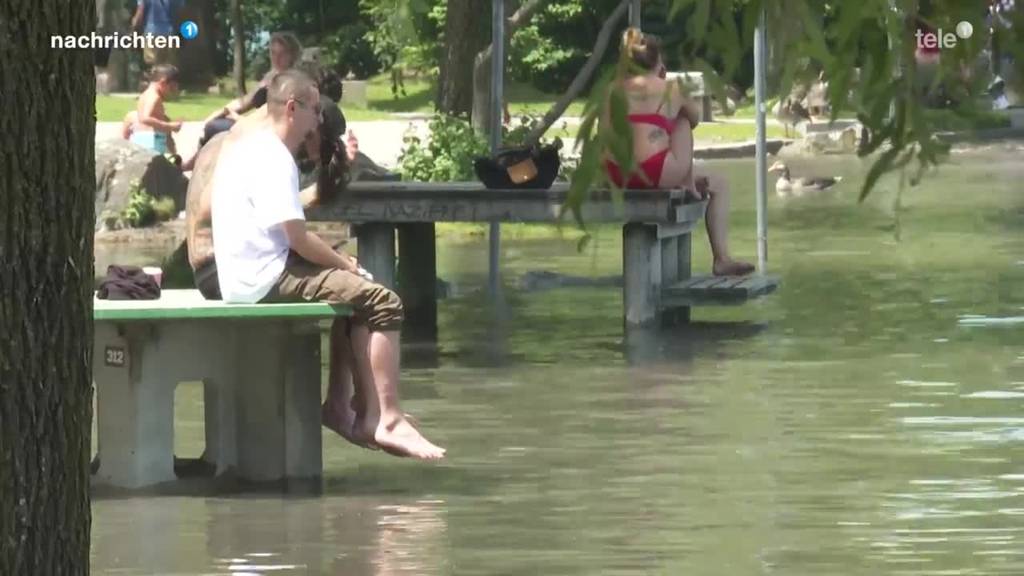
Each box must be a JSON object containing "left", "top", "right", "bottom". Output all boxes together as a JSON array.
[{"left": 606, "top": 28, "right": 754, "bottom": 277}]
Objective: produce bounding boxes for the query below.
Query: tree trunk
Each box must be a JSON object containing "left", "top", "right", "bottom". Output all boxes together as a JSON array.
[
  {"left": 438, "top": 0, "right": 483, "bottom": 117},
  {"left": 231, "top": 0, "right": 246, "bottom": 96},
  {"left": 176, "top": 0, "right": 218, "bottom": 88},
  {"left": 0, "top": 1, "right": 96, "bottom": 574},
  {"left": 471, "top": 0, "right": 548, "bottom": 132}
]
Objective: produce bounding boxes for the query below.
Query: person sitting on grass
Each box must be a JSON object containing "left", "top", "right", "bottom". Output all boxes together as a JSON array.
[
  {"left": 209, "top": 69, "right": 445, "bottom": 460},
  {"left": 604, "top": 28, "right": 754, "bottom": 277}
]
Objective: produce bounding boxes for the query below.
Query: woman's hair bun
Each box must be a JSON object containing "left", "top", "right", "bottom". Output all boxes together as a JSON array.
[{"left": 622, "top": 27, "right": 645, "bottom": 55}]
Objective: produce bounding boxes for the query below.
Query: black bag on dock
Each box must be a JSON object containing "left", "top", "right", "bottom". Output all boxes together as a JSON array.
[{"left": 474, "top": 141, "right": 561, "bottom": 190}]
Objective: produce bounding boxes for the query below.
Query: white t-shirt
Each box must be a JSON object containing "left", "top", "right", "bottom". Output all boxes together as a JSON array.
[{"left": 211, "top": 129, "right": 304, "bottom": 303}]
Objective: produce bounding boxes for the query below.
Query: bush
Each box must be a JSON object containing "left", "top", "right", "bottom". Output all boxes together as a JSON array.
[
  {"left": 322, "top": 23, "right": 382, "bottom": 80},
  {"left": 398, "top": 115, "right": 489, "bottom": 182},
  {"left": 399, "top": 113, "right": 580, "bottom": 183},
  {"left": 118, "top": 180, "right": 177, "bottom": 228}
]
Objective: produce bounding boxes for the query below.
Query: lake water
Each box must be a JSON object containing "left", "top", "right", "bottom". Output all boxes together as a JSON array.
[{"left": 91, "top": 144, "right": 1024, "bottom": 575}]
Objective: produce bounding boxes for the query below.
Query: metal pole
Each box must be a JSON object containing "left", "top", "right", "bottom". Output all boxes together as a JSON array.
[
  {"left": 488, "top": 0, "right": 504, "bottom": 297},
  {"left": 754, "top": 6, "right": 768, "bottom": 273},
  {"left": 629, "top": 0, "right": 641, "bottom": 28}
]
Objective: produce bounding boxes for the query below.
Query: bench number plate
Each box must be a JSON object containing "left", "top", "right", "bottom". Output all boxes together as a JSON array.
[{"left": 104, "top": 346, "right": 126, "bottom": 367}]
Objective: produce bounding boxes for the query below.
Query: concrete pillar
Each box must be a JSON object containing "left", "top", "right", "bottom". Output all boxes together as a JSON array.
[
  {"left": 356, "top": 224, "right": 397, "bottom": 289},
  {"left": 93, "top": 323, "right": 176, "bottom": 489},
  {"left": 398, "top": 223, "right": 438, "bottom": 341},
  {"left": 234, "top": 320, "right": 323, "bottom": 485},
  {"left": 623, "top": 223, "right": 662, "bottom": 328}
]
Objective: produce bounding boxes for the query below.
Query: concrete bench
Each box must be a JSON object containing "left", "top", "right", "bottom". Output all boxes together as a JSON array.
[{"left": 92, "top": 290, "right": 350, "bottom": 489}]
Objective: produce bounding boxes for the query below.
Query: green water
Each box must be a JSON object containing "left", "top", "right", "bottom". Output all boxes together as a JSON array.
[{"left": 91, "top": 144, "right": 1024, "bottom": 575}]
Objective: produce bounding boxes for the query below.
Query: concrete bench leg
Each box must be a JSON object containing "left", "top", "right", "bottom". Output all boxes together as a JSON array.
[
  {"left": 235, "top": 321, "right": 323, "bottom": 485},
  {"left": 660, "top": 234, "right": 693, "bottom": 326},
  {"left": 623, "top": 223, "right": 662, "bottom": 328},
  {"left": 93, "top": 322, "right": 239, "bottom": 489},
  {"left": 398, "top": 223, "right": 438, "bottom": 341},
  {"left": 356, "top": 223, "right": 397, "bottom": 289},
  {"left": 93, "top": 323, "right": 176, "bottom": 489},
  {"left": 201, "top": 340, "right": 239, "bottom": 476}
]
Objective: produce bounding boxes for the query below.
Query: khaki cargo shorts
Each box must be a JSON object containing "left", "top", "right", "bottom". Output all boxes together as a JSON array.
[{"left": 261, "top": 253, "right": 404, "bottom": 331}]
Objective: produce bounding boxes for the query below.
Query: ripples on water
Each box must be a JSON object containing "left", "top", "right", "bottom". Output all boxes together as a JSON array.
[{"left": 92, "top": 147, "right": 1024, "bottom": 574}]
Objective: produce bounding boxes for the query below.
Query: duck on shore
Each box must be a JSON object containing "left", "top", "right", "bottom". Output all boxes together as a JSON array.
[
  {"left": 768, "top": 161, "right": 842, "bottom": 195},
  {"left": 774, "top": 97, "right": 811, "bottom": 137}
]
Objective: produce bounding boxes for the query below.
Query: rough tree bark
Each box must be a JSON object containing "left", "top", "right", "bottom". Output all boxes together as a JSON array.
[
  {"left": 437, "top": 0, "right": 484, "bottom": 117},
  {"left": 231, "top": 0, "right": 246, "bottom": 96},
  {"left": 176, "top": 0, "right": 218, "bottom": 88},
  {"left": 0, "top": 1, "right": 96, "bottom": 574}
]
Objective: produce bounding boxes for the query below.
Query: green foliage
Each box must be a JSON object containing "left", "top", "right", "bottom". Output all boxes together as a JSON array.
[
  {"left": 508, "top": 0, "right": 627, "bottom": 92},
  {"left": 119, "top": 180, "right": 177, "bottom": 229},
  {"left": 398, "top": 115, "right": 489, "bottom": 182},
  {"left": 237, "top": 0, "right": 382, "bottom": 80},
  {"left": 398, "top": 112, "right": 578, "bottom": 183},
  {"left": 359, "top": 0, "right": 442, "bottom": 95},
  {"left": 568, "top": 0, "right": 1023, "bottom": 229},
  {"left": 322, "top": 23, "right": 382, "bottom": 79}
]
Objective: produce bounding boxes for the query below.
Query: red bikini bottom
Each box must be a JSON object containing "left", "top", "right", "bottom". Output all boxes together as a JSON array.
[{"left": 604, "top": 149, "right": 670, "bottom": 189}]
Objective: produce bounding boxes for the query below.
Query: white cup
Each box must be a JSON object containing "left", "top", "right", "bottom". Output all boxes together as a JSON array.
[{"left": 142, "top": 266, "right": 163, "bottom": 287}]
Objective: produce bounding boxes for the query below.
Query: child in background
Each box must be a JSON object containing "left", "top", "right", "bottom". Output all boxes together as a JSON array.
[{"left": 131, "top": 64, "right": 183, "bottom": 160}]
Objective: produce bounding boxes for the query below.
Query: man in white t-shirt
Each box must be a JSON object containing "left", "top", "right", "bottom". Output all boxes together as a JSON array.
[{"left": 211, "top": 70, "right": 445, "bottom": 460}]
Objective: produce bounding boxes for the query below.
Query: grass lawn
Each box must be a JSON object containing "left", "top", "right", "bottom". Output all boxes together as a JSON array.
[
  {"left": 696, "top": 121, "right": 786, "bottom": 142},
  {"left": 360, "top": 74, "right": 587, "bottom": 117},
  {"left": 97, "top": 73, "right": 588, "bottom": 122},
  {"left": 96, "top": 92, "right": 233, "bottom": 122},
  {"left": 95, "top": 75, "right": 1013, "bottom": 135}
]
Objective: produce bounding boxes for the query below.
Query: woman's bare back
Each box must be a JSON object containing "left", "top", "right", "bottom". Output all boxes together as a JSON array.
[{"left": 621, "top": 76, "right": 695, "bottom": 188}]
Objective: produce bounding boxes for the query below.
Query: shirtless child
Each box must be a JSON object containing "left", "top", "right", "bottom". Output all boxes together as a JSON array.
[{"left": 131, "top": 64, "right": 183, "bottom": 159}]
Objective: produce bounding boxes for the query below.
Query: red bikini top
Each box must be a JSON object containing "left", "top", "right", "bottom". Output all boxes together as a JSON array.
[{"left": 627, "top": 113, "right": 676, "bottom": 134}]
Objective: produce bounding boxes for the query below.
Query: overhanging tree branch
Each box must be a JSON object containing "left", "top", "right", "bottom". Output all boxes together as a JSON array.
[
  {"left": 474, "top": 0, "right": 549, "bottom": 73},
  {"left": 524, "top": 0, "right": 630, "bottom": 147}
]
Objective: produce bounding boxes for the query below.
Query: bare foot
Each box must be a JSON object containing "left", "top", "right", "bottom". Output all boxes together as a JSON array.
[
  {"left": 322, "top": 403, "right": 377, "bottom": 450},
  {"left": 712, "top": 259, "right": 755, "bottom": 276},
  {"left": 372, "top": 417, "right": 446, "bottom": 460}
]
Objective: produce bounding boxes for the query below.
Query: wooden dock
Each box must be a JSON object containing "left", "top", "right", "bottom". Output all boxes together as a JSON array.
[{"left": 307, "top": 182, "right": 778, "bottom": 331}]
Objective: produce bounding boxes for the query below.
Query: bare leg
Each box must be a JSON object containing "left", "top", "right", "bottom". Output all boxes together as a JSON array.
[
  {"left": 355, "top": 330, "right": 445, "bottom": 460},
  {"left": 701, "top": 170, "right": 754, "bottom": 276},
  {"left": 322, "top": 319, "right": 374, "bottom": 448},
  {"left": 659, "top": 116, "right": 751, "bottom": 274},
  {"left": 659, "top": 116, "right": 698, "bottom": 195},
  {"left": 181, "top": 150, "right": 198, "bottom": 172}
]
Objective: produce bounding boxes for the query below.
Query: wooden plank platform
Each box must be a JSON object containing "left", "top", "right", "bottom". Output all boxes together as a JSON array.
[
  {"left": 307, "top": 182, "right": 707, "bottom": 226},
  {"left": 94, "top": 289, "right": 351, "bottom": 321},
  {"left": 662, "top": 274, "right": 781, "bottom": 307}
]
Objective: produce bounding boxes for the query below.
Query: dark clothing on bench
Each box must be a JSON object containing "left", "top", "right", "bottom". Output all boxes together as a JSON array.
[
  {"left": 193, "top": 259, "right": 222, "bottom": 300},
  {"left": 97, "top": 265, "right": 161, "bottom": 300}
]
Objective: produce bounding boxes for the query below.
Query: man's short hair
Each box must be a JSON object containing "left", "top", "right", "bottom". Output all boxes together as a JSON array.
[
  {"left": 267, "top": 69, "right": 318, "bottom": 118},
  {"left": 151, "top": 64, "right": 179, "bottom": 84}
]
